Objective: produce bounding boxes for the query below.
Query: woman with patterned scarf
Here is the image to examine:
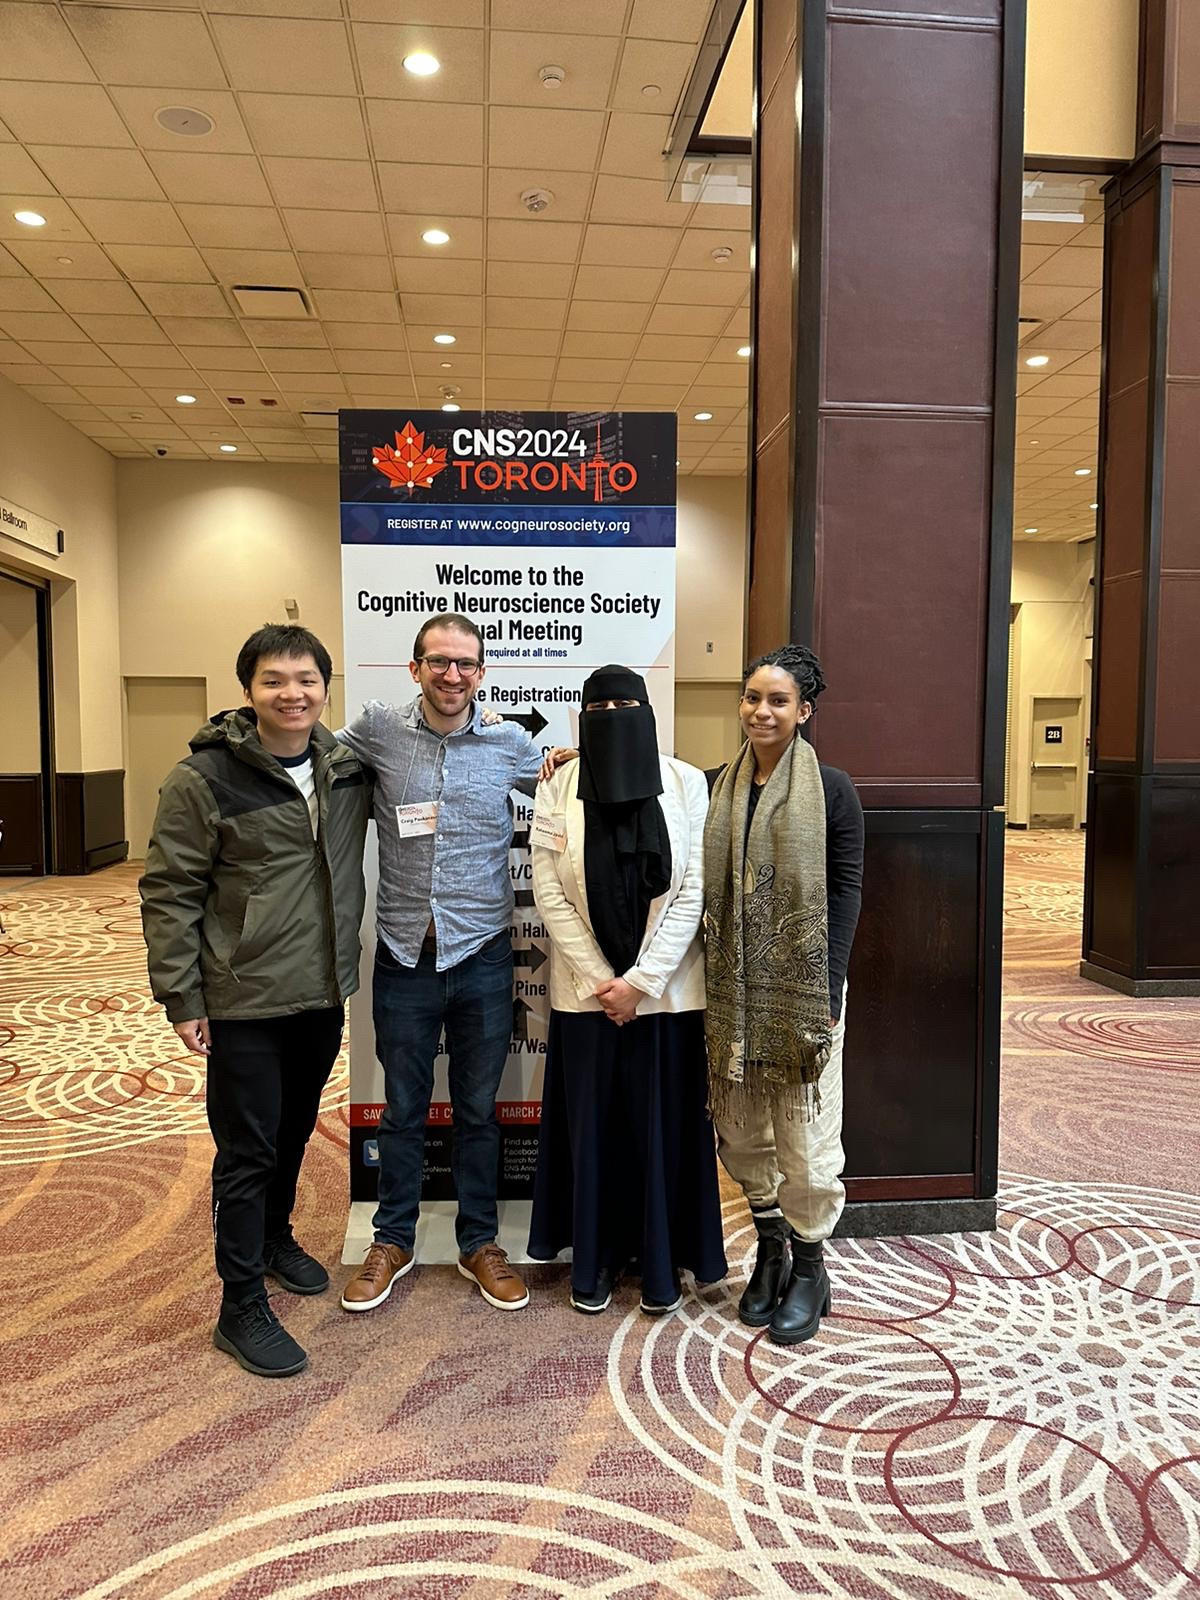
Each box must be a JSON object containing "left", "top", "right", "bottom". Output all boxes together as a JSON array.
[
  {"left": 705, "top": 645, "right": 864, "bottom": 1346},
  {"left": 529, "top": 666, "right": 726, "bottom": 1317}
]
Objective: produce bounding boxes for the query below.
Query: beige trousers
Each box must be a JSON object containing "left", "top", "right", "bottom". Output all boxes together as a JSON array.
[{"left": 715, "top": 1006, "right": 846, "bottom": 1244}]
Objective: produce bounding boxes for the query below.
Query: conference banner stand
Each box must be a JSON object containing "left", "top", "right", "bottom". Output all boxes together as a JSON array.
[{"left": 339, "top": 410, "right": 677, "bottom": 1265}]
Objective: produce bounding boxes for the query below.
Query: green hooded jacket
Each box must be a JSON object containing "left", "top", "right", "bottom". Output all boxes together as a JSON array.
[{"left": 140, "top": 710, "right": 372, "bottom": 1023}]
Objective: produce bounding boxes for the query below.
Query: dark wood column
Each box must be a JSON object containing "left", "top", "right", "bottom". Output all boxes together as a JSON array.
[
  {"left": 748, "top": 0, "right": 1025, "bottom": 1234},
  {"left": 1082, "top": 0, "right": 1200, "bottom": 997}
]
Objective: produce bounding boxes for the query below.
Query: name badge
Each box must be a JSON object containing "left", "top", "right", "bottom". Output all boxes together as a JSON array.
[
  {"left": 530, "top": 811, "right": 567, "bottom": 852},
  {"left": 395, "top": 801, "right": 438, "bottom": 838}
]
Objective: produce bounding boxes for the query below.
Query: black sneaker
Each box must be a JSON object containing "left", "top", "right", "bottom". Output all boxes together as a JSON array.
[
  {"left": 213, "top": 1294, "right": 308, "bottom": 1378},
  {"left": 570, "top": 1265, "right": 616, "bottom": 1314},
  {"left": 265, "top": 1234, "right": 329, "bottom": 1295},
  {"left": 640, "top": 1270, "right": 683, "bottom": 1316}
]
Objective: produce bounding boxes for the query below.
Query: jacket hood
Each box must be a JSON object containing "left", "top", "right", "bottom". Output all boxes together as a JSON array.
[{"left": 188, "top": 707, "right": 341, "bottom": 758}]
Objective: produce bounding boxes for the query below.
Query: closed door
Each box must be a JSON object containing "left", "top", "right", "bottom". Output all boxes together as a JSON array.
[
  {"left": 0, "top": 574, "right": 47, "bottom": 873},
  {"left": 1029, "top": 695, "right": 1082, "bottom": 828},
  {"left": 124, "top": 678, "right": 207, "bottom": 859}
]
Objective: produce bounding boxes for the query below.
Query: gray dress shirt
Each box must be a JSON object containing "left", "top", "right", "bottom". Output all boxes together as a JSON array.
[{"left": 338, "top": 697, "right": 542, "bottom": 970}]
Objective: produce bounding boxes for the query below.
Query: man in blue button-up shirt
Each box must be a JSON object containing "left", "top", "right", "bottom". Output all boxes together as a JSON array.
[{"left": 337, "top": 614, "right": 544, "bottom": 1315}]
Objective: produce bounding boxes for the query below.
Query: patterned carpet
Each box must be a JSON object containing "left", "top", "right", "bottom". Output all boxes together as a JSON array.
[{"left": 2, "top": 831, "right": 1199, "bottom": 1599}]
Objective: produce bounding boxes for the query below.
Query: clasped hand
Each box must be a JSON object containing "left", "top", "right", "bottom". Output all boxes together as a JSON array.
[{"left": 593, "top": 976, "right": 639, "bottom": 1026}]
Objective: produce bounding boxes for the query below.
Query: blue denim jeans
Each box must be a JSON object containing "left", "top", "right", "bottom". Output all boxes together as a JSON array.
[{"left": 371, "top": 932, "right": 514, "bottom": 1255}]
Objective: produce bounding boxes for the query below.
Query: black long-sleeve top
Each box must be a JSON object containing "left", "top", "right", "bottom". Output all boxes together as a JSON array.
[{"left": 705, "top": 761, "right": 865, "bottom": 1022}]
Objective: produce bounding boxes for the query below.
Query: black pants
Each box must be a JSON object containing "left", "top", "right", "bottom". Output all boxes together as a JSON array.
[{"left": 205, "top": 1006, "right": 344, "bottom": 1302}]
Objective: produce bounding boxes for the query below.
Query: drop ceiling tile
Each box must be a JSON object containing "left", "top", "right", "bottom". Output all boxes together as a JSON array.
[
  {"left": 560, "top": 330, "right": 639, "bottom": 359},
  {"left": 50, "top": 403, "right": 107, "bottom": 421},
  {"left": 1062, "top": 290, "right": 1103, "bottom": 322},
  {"left": 386, "top": 215, "right": 483, "bottom": 257},
  {"left": 491, "top": 0, "right": 625, "bottom": 32},
  {"left": 400, "top": 292, "right": 482, "bottom": 326},
  {"left": 0, "top": 309, "right": 83, "bottom": 341},
  {"left": 343, "top": 373, "right": 415, "bottom": 395},
  {"left": 483, "top": 327, "right": 558, "bottom": 355},
  {"left": 107, "top": 87, "right": 253, "bottom": 154},
  {"left": 484, "top": 219, "right": 579, "bottom": 265},
  {"left": 1022, "top": 221, "right": 1085, "bottom": 247},
  {"left": 551, "top": 384, "right": 620, "bottom": 406},
  {"left": 1061, "top": 350, "right": 1101, "bottom": 377},
  {"left": 589, "top": 174, "right": 686, "bottom": 228},
  {"left": 555, "top": 356, "right": 628, "bottom": 381},
  {"left": 0, "top": 359, "right": 53, "bottom": 382},
  {"left": 262, "top": 157, "right": 378, "bottom": 211},
  {"left": 613, "top": 38, "right": 694, "bottom": 111},
  {"left": 70, "top": 200, "right": 190, "bottom": 247},
  {"left": 626, "top": 359, "right": 702, "bottom": 384},
  {"left": 105, "top": 244, "right": 211, "bottom": 284},
  {"left": 101, "top": 343, "right": 191, "bottom": 367},
  {"left": 0, "top": 7, "right": 97, "bottom": 81},
  {"left": 29, "top": 147, "right": 163, "bottom": 206},
  {"left": 488, "top": 30, "right": 620, "bottom": 110},
  {"left": 147, "top": 152, "right": 272, "bottom": 207},
  {"left": 242, "top": 319, "right": 328, "bottom": 348},
  {"left": 25, "top": 338, "right": 115, "bottom": 365},
  {"left": 328, "top": 324, "right": 409, "bottom": 352},
  {"left": 481, "top": 381, "right": 550, "bottom": 402},
  {"left": 566, "top": 300, "right": 646, "bottom": 333},
  {"left": 352, "top": 23, "right": 486, "bottom": 102},
  {"left": 660, "top": 267, "right": 746, "bottom": 306},
  {"left": 283, "top": 209, "right": 386, "bottom": 254},
  {"left": 488, "top": 107, "right": 605, "bottom": 172},
  {"left": 0, "top": 279, "right": 59, "bottom": 313},
  {"left": 209, "top": 15, "right": 357, "bottom": 93},
  {"left": 486, "top": 296, "right": 566, "bottom": 329},
  {"left": 411, "top": 351, "right": 480, "bottom": 376},
  {"left": 76, "top": 383, "right": 151, "bottom": 403},
  {"left": 394, "top": 257, "right": 483, "bottom": 295},
  {"left": 1020, "top": 284, "right": 1095, "bottom": 323},
  {"left": 299, "top": 253, "right": 393, "bottom": 291},
  {"left": 47, "top": 279, "right": 143, "bottom": 315},
  {"left": 723, "top": 306, "right": 751, "bottom": 336},
  {"left": 578, "top": 224, "right": 676, "bottom": 270},
  {"left": 203, "top": 249, "right": 305, "bottom": 287},
  {"left": 673, "top": 229, "right": 750, "bottom": 271},
  {"left": 618, "top": 383, "right": 686, "bottom": 405},
  {"left": 366, "top": 101, "right": 484, "bottom": 167},
  {"left": 598, "top": 112, "right": 673, "bottom": 180},
  {"left": 134, "top": 282, "right": 229, "bottom": 318},
  {"left": 137, "top": 379, "right": 214, "bottom": 399},
  {"left": 486, "top": 353, "right": 555, "bottom": 378},
  {"left": 685, "top": 384, "right": 745, "bottom": 408},
  {"left": 163, "top": 318, "right": 247, "bottom": 346},
  {"left": 0, "top": 195, "right": 90, "bottom": 243},
  {"left": 645, "top": 301, "right": 727, "bottom": 335},
  {"left": 312, "top": 288, "right": 398, "bottom": 323},
  {"left": 1026, "top": 247, "right": 1104, "bottom": 290},
  {"left": 240, "top": 94, "right": 369, "bottom": 161},
  {"left": 688, "top": 199, "right": 751, "bottom": 233},
  {"left": 1034, "top": 375, "right": 1098, "bottom": 399},
  {"left": 177, "top": 204, "right": 289, "bottom": 250},
  {"left": 487, "top": 167, "right": 592, "bottom": 222},
  {"left": 47, "top": 363, "right": 124, "bottom": 386},
  {"left": 21, "top": 382, "right": 82, "bottom": 404},
  {"left": 573, "top": 263, "right": 664, "bottom": 302},
  {"left": 241, "top": 427, "right": 309, "bottom": 443},
  {"left": 72, "top": 313, "right": 172, "bottom": 345},
  {"left": 0, "top": 243, "right": 26, "bottom": 276},
  {"left": 486, "top": 261, "right": 572, "bottom": 298},
  {"left": 4, "top": 82, "right": 130, "bottom": 147},
  {"left": 182, "top": 353, "right": 265, "bottom": 375},
  {"left": 0, "top": 146, "right": 57, "bottom": 197},
  {"left": 1020, "top": 243, "right": 1057, "bottom": 276},
  {"left": 379, "top": 166, "right": 484, "bottom": 217},
  {"left": 67, "top": 8, "right": 226, "bottom": 88},
  {"left": 629, "top": 0, "right": 713, "bottom": 42}
]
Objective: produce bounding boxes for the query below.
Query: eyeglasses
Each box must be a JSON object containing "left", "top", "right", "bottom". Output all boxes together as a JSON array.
[{"left": 419, "top": 654, "right": 482, "bottom": 677}]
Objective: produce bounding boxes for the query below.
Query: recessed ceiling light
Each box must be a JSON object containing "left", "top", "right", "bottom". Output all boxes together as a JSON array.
[
  {"left": 433, "top": 333, "right": 456, "bottom": 345},
  {"left": 641, "top": 83, "right": 661, "bottom": 97},
  {"left": 1089, "top": 501, "right": 1098, "bottom": 509},
  {"left": 694, "top": 411, "right": 713, "bottom": 421},
  {"left": 176, "top": 393, "right": 197, "bottom": 405},
  {"left": 441, "top": 402, "right": 460, "bottom": 412},
  {"left": 219, "top": 443, "right": 238, "bottom": 453},
  {"left": 1024, "top": 526, "right": 1039, "bottom": 533},
  {"left": 422, "top": 228, "right": 451, "bottom": 246},
  {"left": 737, "top": 345, "right": 751, "bottom": 357},
  {"left": 14, "top": 210, "right": 46, "bottom": 227},
  {"left": 403, "top": 51, "right": 440, "bottom": 76},
  {"left": 56, "top": 255, "right": 73, "bottom": 265},
  {"left": 440, "top": 361, "right": 452, "bottom": 369},
  {"left": 1074, "top": 467, "right": 1091, "bottom": 476},
  {"left": 1025, "top": 355, "right": 1050, "bottom": 368},
  {"left": 1029, "top": 440, "right": 1040, "bottom": 445}
]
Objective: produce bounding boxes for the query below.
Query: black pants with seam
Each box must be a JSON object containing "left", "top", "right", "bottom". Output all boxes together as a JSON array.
[{"left": 205, "top": 1005, "right": 343, "bottom": 1303}]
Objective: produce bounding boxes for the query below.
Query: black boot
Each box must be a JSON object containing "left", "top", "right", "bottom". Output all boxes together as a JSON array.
[
  {"left": 768, "top": 1237, "right": 830, "bottom": 1346},
  {"left": 739, "top": 1212, "right": 791, "bottom": 1327}
]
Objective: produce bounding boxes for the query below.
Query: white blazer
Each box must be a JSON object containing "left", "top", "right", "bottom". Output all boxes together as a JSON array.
[{"left": 532, "top": 754, "right": 707, "bottom": 1016}]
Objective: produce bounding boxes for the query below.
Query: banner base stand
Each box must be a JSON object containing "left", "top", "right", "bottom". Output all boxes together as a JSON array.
[{"left": 341, "top": 1199, "right": 542, "bottom": 1267}]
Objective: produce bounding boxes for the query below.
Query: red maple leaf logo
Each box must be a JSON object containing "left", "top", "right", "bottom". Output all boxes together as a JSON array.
[{"left": 371, "top": 423, "right": 449, "bottom": 493}]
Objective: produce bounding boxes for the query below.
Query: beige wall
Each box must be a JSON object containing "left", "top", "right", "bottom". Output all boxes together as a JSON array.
[
  {"left": 0, "top": 576, "right": 41, "bottom": 773},
  {"left": 0, "top": 373, "right": 121, "bottom": 772},
  {"left": 1025, "top": 0, "right": 1138, "bottom": 162},
  {"left": 1008, "top": 541, "right": 1094, "bottom": 826}
]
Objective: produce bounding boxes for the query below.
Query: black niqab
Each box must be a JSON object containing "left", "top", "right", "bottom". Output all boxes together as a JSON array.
[{"left": 577, "top": 666, "right": 672, "bottom": 976}]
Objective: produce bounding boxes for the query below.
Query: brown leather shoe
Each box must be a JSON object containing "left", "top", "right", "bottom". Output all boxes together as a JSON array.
[
  {"left": 457, "top": 1243, "right": 529, "bottom": 1310},
  {"left": 340, "top": 1242, "right": 414, "bottom": 1312}
]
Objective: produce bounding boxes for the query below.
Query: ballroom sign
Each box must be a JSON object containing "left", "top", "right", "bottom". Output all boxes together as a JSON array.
[{"left": 0, "top": 494, "right": 62, "bottom": 559}]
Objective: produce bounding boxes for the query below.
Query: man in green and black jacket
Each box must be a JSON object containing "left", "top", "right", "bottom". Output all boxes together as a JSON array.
[{"left": 140, "top": 624, "right": 371, "bottom": 1379}]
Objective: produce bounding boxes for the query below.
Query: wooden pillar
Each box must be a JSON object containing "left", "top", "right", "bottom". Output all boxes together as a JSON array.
[
  {"left": 1082, "top": 0, "right": 1200, "bottom": 997},
  {"left": 748, "top": 0, "right": 1025, "bottom": 1233}
]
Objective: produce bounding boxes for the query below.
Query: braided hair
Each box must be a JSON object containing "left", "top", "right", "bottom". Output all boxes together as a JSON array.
[{"left": 743, "top": 644, "right": 827, "bottom": 708}]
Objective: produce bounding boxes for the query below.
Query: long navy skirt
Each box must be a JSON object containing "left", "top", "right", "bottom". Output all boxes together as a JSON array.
[{"left": 528, "top": 1008, "right": 727, "bottom": 1306}]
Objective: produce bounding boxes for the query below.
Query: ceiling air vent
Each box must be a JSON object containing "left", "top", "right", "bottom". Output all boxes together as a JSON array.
[
  {"left": 231, "top": 285, "right": 311, "bottom": 319},
  {"left": 301, "top": 411, "right": 338, "bottom": 430}
]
